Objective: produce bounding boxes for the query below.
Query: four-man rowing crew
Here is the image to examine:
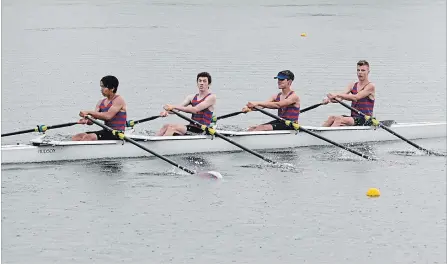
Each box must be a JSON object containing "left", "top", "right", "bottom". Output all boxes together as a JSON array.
[{"left": 2, "top": 61, "right": 446, "bottom": 178}]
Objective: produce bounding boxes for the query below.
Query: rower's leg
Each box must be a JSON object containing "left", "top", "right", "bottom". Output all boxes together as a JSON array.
[
  {"left": 332, "top": 116, "right": 354, "bottom": 127},
  {"left": 322, "top": 116, "right": 337, "bottom": 127},
  {"left": 155, "top": 124, "right": 170, "bottom": 136},
  {"left": 247, "top": 124, "right": 273, "bottom": 131},
  {"left": 163, "top": 124, "right": 187, "bottom": 136},
  {"left": 72, "top": 133, "right": 87, "bottom": 141},
  {"left": 72, "top": 133, "right": 98, "bottom": 141},
  {"left": 81, "top": 134, "right": 98, "bottom": 141}
]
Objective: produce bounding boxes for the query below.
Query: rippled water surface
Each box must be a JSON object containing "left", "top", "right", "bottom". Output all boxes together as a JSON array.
[{"left": 1, "top": 0, "right": 446, "bottom": 263}]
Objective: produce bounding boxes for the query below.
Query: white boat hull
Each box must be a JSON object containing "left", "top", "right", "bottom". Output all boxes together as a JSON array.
[{"left": 1, "top": 122, "right": 446, "bottom": 164}]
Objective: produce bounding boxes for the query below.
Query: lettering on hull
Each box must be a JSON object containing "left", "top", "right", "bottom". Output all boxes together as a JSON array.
[{"left": 38, "top": 149, "right": 56, "bottom": 154}]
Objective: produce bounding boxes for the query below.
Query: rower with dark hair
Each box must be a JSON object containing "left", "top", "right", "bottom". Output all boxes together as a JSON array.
[
  {"left": 156, "top": 72, "right": 217, "bottom": 136},
  {"left": 72, "top": 75, "right": 128, "bottom": 141},
  {"left": 322, "top": 60, "right": 376, "bottom": 127}
]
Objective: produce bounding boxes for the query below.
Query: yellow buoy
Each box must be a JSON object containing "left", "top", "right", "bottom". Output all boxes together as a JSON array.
[
  {"left": 300, "top": 33, "right": 307, "bottom": 37},
  {"left": 366, "top": 188, "right": 380, "bottom": 197}
]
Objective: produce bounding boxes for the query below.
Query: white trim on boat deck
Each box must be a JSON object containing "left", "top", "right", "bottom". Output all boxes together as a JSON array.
[{"left": 1, "top": 121, "right": 445, "bottom": 164}]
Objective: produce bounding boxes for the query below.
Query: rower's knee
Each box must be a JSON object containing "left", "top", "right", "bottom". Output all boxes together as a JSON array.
[
  {"left": 72, "top": 133, "right": 86, "bottom": 141},
  {"left": 331, "top": 116, "right": 348, "bottom": 127},
  {"left": 72, "top": 133, "right": 97, "bottom": 141},
  {"left": 248, "top": 125, "right": 271, "bottom": 131},
  {"left": 328, "top": 115, "right": 337, "bottom": 122}
]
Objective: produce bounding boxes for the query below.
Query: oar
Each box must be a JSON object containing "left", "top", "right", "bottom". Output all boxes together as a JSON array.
[
  {"left": 333, "top": 98, "right": 446, "bottom": 156},
  {"left": 84, "top": 115, "right": 222, "bottom": 179},
  {"left": 253, "top": 106, "right": 374, "bottom": 160},
  {"left": 1, "top": 122, "right": 78, "bottom": 137},
  {"left": 300, "top": 103, "right": 323, "bottom": 113},
  {"left": 169, "top": 109, "right": 277, "bottom": 164},
  {"left": 215, "top": 111, "right": 247, "bottom": 121},
  {"left": 214, "top": 103, "right": 323, "bottom": 121},
  {"left": 126, "top": 115, "right": 161, "bottom": 128}
]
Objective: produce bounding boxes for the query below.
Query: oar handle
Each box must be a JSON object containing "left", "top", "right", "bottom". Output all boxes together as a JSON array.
[
  {"left": 1, "top": 122, "right": 77, "bottom": 137},
  {"left": 85, "top": 115, "right": 197, "bottom": 174}
]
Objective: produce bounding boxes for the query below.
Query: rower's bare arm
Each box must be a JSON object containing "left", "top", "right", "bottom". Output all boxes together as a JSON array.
[
  {"left": 161, "top": 95, "right": 193, "bottom": 116},
  {"left": 175, "top": 94, "right": 216, "bottom": 114},
  {"left": 324, "top": 82, "right": 355, "bottom": 103},
  {"left": 258, "top": 94, "right": 299, "bottom": 109},
  {"left": 180, "top": 94, "right": 194, "bottom": 107},
  {"left": 245, "top": 95, "right": 277, "bottom": 110},
  {"left": 78, "top": 100, "right": 102, "bottom": 124},
  {"left": 89, "top": 97, "right": 125, "bottom": 121},
  {"left": 339, "top": 83, "right": 375, "bottom": 102},
  {"left": 342, "top": 82, "right": 355, "bottom": 94}
]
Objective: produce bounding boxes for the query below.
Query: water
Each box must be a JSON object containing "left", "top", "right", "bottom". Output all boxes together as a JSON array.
[{"left": 1, "top": 0, "right": 446, "bottom": 263}]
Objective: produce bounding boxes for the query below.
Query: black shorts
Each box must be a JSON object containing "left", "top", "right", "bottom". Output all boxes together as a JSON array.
[
  {"left": 185, "top": 124, "right": 215, "bottom": 135},
  {"left": 186, "top": 125, "right": 204, "bottom": 134},
  {"left": 342, "top": 115, "right": 372, "bottom": 126},
  {"left": 263, "top": 120, "right": 296, "bottom": 131},
  {"left": 87, "top": 130, "right": 121, "bottom": 140}
]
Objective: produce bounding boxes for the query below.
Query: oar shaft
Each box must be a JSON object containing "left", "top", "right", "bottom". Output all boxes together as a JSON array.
[
  {"left": 124, "top": 137, "right": 196, "bottom": 174},
  {"left": 379, "top": 123, "right": 444, "bottom": 156},
  {"left": 334, "top": 99, "right": 363, "bottom": 116},
  {"left": 214, "top": 131, "right": 276, "bottom": 163},
  {"left": 299, "top": 127, "right": 373, "bottom": 160},
  {"left": 134, "top": 115, "right": 160, "bottom": 125},
  {"left": 214, "top": 103, "right": 321, "bottom": 123},
  {"left": 127, "top": 115, "right": 161, "bottom": 127},
  {"left": 300, "top": 103, "right": 323, "bottom": 113},
  {"left": 1, "top": 128, "right": 36, "bottom": 137},
  {"left": 85, "top": 116, "right": 196, "bottom": 174},
  {"left": 253, "top": 106, "right": 373, "bottom": 160},
  {"left": 216, "top": 111, "right": 245, "bottom": 120},
  {"left": 170, "top": 109, "right": 276, "bottom": 164},
  {"left": 1, "top": 122, "right": 77, "bottom": 137},
  {"left": 333, "top": 98, "right": 445, "bottom": 156},
  {"left": 47, "top": 122, "right": 78, "bottom": 130}
]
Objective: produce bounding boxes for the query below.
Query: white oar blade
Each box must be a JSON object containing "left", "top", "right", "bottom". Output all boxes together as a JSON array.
[{"left": 196, "top": 171, "right": 223, "bottom": 179}]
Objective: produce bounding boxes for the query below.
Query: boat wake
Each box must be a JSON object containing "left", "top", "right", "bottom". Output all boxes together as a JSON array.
[
  {"left": 389, "top": 150, "right": 447, "bottom": 157},
  {"left": 239, "top": 162, "right": 302, "bottom": 173}
]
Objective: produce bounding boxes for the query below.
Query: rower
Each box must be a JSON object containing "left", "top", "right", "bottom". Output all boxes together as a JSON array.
[
  {"left": 322, "top": 60, "right": 376, "bottom": 127},
  {"left": 243, "top": 70, "right": 300, "bottom": 131},
  {"left": 156, "top": 72, "right": 217, "bottom": 136},
  {"left": 72, "top": 75, "right": 128, "bottom": 141}
]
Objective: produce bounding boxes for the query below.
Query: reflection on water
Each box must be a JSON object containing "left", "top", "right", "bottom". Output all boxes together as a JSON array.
[{"left": 84, "top": 160, "right": 124, "bottom": 175}]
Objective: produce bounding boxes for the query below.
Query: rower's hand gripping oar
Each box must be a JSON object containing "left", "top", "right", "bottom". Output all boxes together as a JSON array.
[
  {"left": 1, "top": 122, "right": 78, "bottom": 137},
  {"left": 84, "top": 115, "right": 222, "bottom": 179},
  {"left": 126, "top": 115, "right": 161, "bottom": 128},
  {"left": 252, "top": 106, "right": 374, "bottom": 160},
  {"left": 168, "top": 109, "right": 278, "bottom": 164},
  {"left": 333, "top": 98, "right": 446, "bottom": 157}
]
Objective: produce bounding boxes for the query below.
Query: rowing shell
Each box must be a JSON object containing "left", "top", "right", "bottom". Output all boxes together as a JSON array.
[{"left": 1, "top": 121, "right": 445, "bottom": 164}]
